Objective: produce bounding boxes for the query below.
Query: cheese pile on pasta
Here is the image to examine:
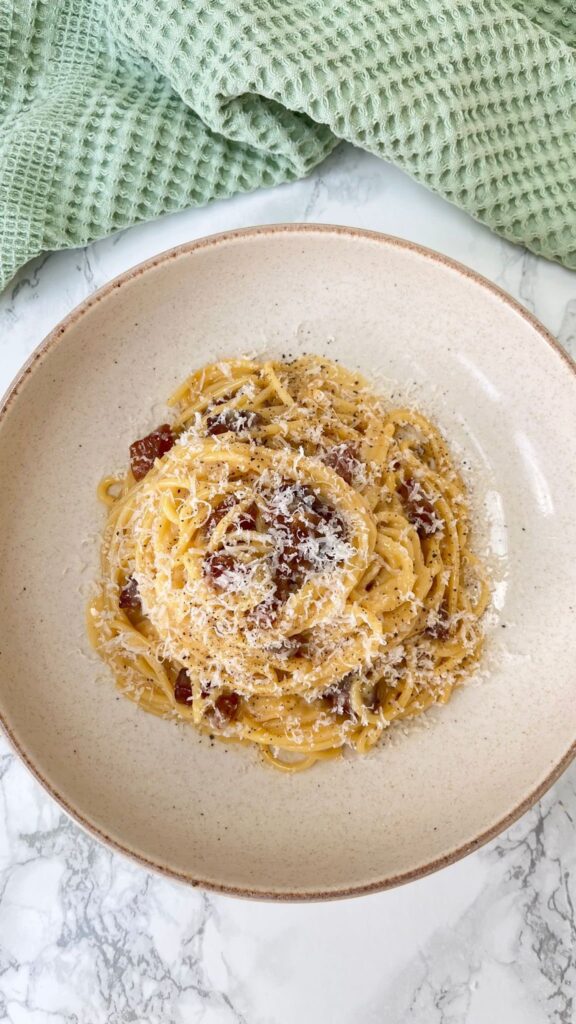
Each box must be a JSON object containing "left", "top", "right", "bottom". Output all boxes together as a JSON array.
[{"left": 89, "top": 355, "right": 488, "bottom": 771}]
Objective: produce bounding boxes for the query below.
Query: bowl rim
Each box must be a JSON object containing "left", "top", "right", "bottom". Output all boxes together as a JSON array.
[{"left": 1, "top": 222, "right": 575, "bottom": 901}]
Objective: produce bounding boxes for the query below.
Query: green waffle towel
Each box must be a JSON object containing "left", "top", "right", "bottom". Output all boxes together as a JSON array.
[{"left": 1, "top": 0, "right": 575, "bottom": 291}]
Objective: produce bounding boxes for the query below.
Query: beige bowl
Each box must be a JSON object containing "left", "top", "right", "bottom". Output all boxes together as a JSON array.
[{"left": 1, "top": 225, "right": 575, "bottom": 900}]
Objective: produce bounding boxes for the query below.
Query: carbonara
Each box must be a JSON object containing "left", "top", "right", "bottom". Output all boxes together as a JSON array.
[{"left": 89, "top": 356, "right": 489, "bottom": 770}]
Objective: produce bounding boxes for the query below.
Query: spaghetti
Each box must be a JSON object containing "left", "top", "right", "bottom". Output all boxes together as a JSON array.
[{"left": 89, "top": 356, "right": 489, "bottom": 771}]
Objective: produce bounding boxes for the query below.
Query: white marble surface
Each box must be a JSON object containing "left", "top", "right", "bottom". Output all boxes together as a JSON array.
[{"left": 1, "top": 144, "right": 576, "bottom": 1024}]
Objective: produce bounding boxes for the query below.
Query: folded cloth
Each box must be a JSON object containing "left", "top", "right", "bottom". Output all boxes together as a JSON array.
[{"left": 0, "top": 0, "right": 574, "bottom": 291}]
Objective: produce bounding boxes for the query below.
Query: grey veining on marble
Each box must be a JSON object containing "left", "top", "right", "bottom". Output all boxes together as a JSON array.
[{"left": 1, "top": 144, "right": 575, "bottom": 1024}]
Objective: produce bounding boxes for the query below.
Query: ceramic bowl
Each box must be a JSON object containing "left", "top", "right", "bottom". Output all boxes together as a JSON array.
[{"left": 1, "top": 225, "right": 575, "bottom": 899}]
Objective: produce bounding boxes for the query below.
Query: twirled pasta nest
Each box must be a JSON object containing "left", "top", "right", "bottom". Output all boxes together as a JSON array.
[{"left": 89, "top": 356, "right": 488, "bottom": 770}]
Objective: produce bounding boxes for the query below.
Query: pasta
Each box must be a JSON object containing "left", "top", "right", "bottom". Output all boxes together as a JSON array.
[{"left": 88, "top": 355, "right": 489, "bottom": 771}]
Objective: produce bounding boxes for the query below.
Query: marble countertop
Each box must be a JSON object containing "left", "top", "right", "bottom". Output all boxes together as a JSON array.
[{"left": 1, "top": 144, "right": 575, "bottom": 1024}]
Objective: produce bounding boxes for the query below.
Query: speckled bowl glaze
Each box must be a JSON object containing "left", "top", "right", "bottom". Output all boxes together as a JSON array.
[{"left": 1, "top": 225, "right": 575, "bottom": 900}]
